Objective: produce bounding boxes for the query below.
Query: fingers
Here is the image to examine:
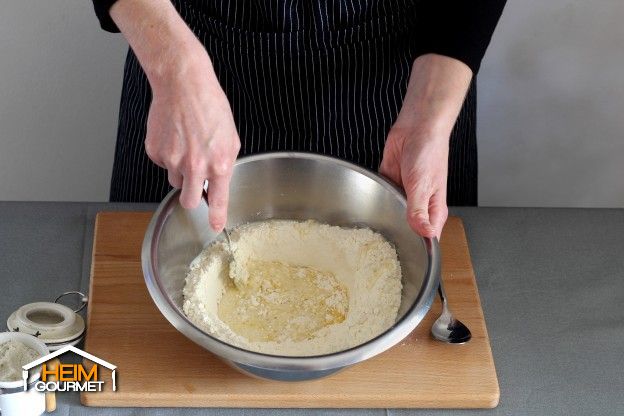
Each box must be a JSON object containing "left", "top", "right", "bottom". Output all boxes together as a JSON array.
[
  {"left": 143, "top": 70, "right": 240, "bottom": 232},
  {"left": 406, "top": 185, "right": 437, "bottom": 239},
  {"left": 379, "top": 133, "right": 403, "bottom": 186},
  {"left": 379, "top": 156, "right": 401, "bottom": 186},
  {"left": 167, "top": 169, "right": 183, "bottom": 189},
  {"left": 201, "top": 135, "right": 237, "bottom": 232},
  {"left": 428, "top": 191, "right": 448, "bottom": 240},
  {"left": 406, "top": 185, "right": 448, "bottom": 239},
  {"left": 145, "top": 136, "right": 165, "bottom": 169},
  {"left": 206, "top": 169, "right": 232, "bottom": 233},
  {"left": 179, "top": 165, "right": 205, "bottom": 210},
  {"left": 163, "top": 149, "right": 233, "bottom": 234}
]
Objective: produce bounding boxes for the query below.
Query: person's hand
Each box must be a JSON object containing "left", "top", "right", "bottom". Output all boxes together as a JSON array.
[
  {"left": 379, "top": 54, "right": 472, "bottom": 239},
  {"left": 380, "top": 127, "right": 448, "bottom": 239},
  {"left": 144, "top": 48, "right": 240, "bottom": 232},
  {"left": 110, "top": 0, "right": 240, "bottom": 233}
]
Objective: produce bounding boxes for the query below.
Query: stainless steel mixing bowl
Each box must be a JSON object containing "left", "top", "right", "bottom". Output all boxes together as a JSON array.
[{"left": 142, "top": 152, "right": 439, "bottom": 381}]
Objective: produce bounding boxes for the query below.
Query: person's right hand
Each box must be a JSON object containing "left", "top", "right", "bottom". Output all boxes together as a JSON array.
[
  {"left": 144, "top": 48, "right": 240, "bottom": 233},
  {"left": 110, "top": 0, "right": 240, "bottom": 233}
]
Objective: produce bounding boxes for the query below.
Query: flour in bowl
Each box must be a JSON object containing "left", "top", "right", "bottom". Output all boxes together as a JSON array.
[{"left": 182, "top": 220, "right": 402, "bottom": 356}]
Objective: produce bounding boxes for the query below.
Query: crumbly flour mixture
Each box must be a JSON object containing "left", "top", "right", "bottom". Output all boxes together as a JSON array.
[
  {"left": 183, "top": 220, "right": 402, "bottom": 356},
  {"left": 0, "top": 340, "right": 41, "bottom": 382}
]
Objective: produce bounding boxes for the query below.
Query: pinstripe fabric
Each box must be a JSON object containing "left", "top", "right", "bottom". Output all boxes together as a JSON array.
[{"left": 110, "top": 0, "right": 477, "bottom": 206}]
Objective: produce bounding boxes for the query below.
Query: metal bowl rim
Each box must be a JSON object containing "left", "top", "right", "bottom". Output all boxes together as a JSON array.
[{"left": 142, "top": 152, "right": 439, "bottom": 370}]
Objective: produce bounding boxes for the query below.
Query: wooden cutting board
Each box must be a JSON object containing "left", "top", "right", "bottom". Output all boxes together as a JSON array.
[{"left": 81, "top": 212, "right": 499, "bottom": 408}]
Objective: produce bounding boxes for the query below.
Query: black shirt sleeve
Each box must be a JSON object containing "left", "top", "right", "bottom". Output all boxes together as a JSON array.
[
  {"left": 416, "top": 0, "right": 507, "bottom": 74},
  {"left": 92, "top": 0, "right": 120, "bottom": 33},
  {"left": 93, "top": 0, "right": 505, "bottom": 73}
]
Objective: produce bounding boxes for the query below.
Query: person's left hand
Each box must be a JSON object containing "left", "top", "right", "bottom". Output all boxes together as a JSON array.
[
  {"left": 379, "top": 126, "right": 448, "bottom": 239},
  {"left": 379, "top": 54, "right": 472, "bottom": 239}
]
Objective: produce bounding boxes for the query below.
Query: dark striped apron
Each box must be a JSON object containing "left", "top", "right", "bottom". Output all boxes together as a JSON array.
[{"left": 110, "top": 0, "right": 477, "bottom": 206}]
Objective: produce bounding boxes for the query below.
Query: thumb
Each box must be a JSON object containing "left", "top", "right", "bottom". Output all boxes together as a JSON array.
[
  {"left": 406, "top": 186, "right": 436, "bottom": 238},
  {"left": 379, "top": 137, "right": 403, "bottom": 186},
  {"left": 379, "top": 155, "right": 401, "bottom": 186}
]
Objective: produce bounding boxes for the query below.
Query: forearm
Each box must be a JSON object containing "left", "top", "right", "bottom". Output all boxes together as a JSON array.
[
  {"left": 110, "top": 0, "right": 213, "bottom": 90},
  {"left": 400, "top": 54, "right": 473, "bottom": 140}
]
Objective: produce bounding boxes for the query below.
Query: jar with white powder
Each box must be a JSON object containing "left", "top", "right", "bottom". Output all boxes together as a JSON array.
[{"left": 0, "top": 332, "right": 48, "bottom": 416}]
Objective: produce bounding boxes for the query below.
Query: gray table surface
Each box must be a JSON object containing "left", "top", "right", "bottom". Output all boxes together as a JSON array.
[{"left": 1, "top": 202, "right": 622, "bottom": 415}]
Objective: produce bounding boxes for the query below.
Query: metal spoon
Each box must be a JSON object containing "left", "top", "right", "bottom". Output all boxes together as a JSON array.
[
  {"left": 222, "top": 227, "right": 233, "bottom": 253},
  {"left": 221, "top": 226, "right": 244, "bottom": 283},
  {"left": 431, "top": 279, "right": 472, "bottom": 344}
]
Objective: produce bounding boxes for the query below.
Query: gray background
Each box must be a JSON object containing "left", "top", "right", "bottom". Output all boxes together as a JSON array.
[{"left": 1, "top": 0, "right": 623, "bottom": 206}]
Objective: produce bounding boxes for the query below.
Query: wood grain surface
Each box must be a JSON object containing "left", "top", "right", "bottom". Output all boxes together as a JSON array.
[{"left": 81, "top": 212, "right": 499, "bottom": 408}]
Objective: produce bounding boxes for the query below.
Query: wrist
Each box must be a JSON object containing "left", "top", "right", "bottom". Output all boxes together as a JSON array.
[
  {"left": 137, "top": 14, "right": 211, "bottom": 91},
  {"left": 147, "top": 40, "right": 214, "bottom": 94},
  {"left": 392, "top": 113, "right": 454, "bottom": 146},
  {"left": 406, "top": 124, "right": 451, "bottom": 146},
  {"left": 408, "top": 112, "right": 456, "bottom": 141},
  {"left": 394, "top": 54, "right": 472, "bottom": 144}
]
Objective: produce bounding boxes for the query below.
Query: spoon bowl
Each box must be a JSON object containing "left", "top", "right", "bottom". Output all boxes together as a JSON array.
[{"left": 431, "top": 281, "right": 471, "bottom": 344}]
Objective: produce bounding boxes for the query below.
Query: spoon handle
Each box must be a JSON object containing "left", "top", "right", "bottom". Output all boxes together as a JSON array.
[{"left": 437, "top": 279, "right": 448, "bottom": 309}]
